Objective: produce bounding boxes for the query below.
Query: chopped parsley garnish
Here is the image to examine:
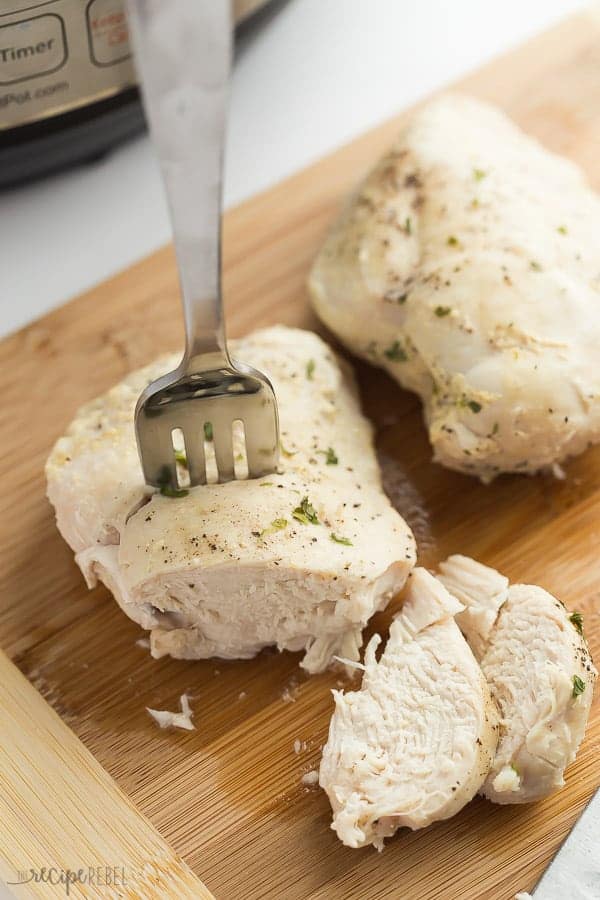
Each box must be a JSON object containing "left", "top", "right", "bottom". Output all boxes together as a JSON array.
[
  {"left": 384, "top": 341, "right": 407, "bottom": 362},
  {"left": 572, "top": 675, "right": 586, "bottom": 698},
  {"left": 467, "top": 400, "right": 482, "bottom": 413},
  {"left": 292, "top": 496, "right": 319, "bottom": 525},
  {"left": 318, "top": 446, "right": 338, "bottom": 465},
  {"left": 174, "top": 449, "right": 187, "bottom": 465},
  {"left": 405, "top": 217, "right": 412, "bottom": 235},
  {"left": 306, "top": 359, "right": 315, "bottom": 380},
  {"left": 446, "top": 235, "right": 460, "bottom": 247},
  {"left": 204, "top": 422, "right": 213, "bottom": 441},
  {"left": 260, "top": 482, "right": 274, "bottom": 487},
  {"left": 157, "top": 465, "right": 188, "bottom": 498},
  {"left": 280, "top": 441, "right": 298, "bottom": 458},
  {"left": 557, "top": 225, "right": 568, "bottom": 235},
  {"left": 569, "top": 611, "right": 584, "bottom": 635},
  {"left": 435, "top": 306, "right": 452, "bottom": 317},
  {"left": 530, "top": 260, "right": 542, "bottom": 272},
  {"left": 510, "top": 763, "right": 520, "bottom": 776},
  {"left": 331, "top": 533, "right": 353, "bottom": 546},
  {"left": 473, "top": 168, "right": 487, "bottom": 181},
  {"left": 259, "top": 518, "right": 288, "bottom": 537},
  {"left": 160, "top": 483, "right": 189, "bottom": 498}
]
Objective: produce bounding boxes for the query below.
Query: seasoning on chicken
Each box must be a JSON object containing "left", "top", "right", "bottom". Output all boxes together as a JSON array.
[
  {"left": 319, "top": 568, "right": 497, "bottom": 848},
  {"left": 438, "top": 554, "right": 596, "bottom": 802},
  {"left": 309, "top": 94, "right": 600, "bottom": 481},
  {"left": 46, "top": 326, "right": 416, "bottom": 673}
]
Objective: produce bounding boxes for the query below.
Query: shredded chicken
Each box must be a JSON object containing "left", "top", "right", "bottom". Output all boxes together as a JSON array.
[
  {"left": 319, "top": 568, "right": 497, "bottom": 849},
  {"left": 438, "top": 554, "right": 596, "bottom": 802},
  {"left": 146, "top": 693, "right": 194, "bottom": 731}
]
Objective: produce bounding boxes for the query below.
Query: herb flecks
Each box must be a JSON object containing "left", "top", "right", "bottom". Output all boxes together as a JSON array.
[
  {"left": 435, "top": 306, "right": 452, "bottom": 318},
  {"left": 530, "top": 260, "right": 542, "bottom": 272},
  {"left": 557, "top": 225, "right": 568, "bottom": 235},
  {"left": 404, "top": 217, "right": 412, "bottom": 235},
  {"left": 292, "top": 496, "right": 320, "bottom": 526},
  {"left": 174, "top": 449, "right": 187, "bottom": 465},
  {"left": 306, "top": 359, "right": 315, "bottom": 380},
  {"left": 317, "top": 447, "right": 338, "bottom": 465},
  {"left": 331, "top": 533, "right": 353, "bottom": 546},
  {"left": 160, "top": 483, "right": 189, "bottom": 498},
  {"left": 492, "top": 422, "right": 499, "bottom": 435},
  {"left": 204, "top": 422, "right": 213, "bottom": 442},
  {"left": 258, "top": 518, "right": 288, "bottom": 538},
  {"left": 280, "top": 441, "right": 298, "bottom": 458},
  {"left": 384, "top": 341, "right": 407, "bottom": 362},
  {"left": 473, "top": 168, "right": 487, "bottom": 181},
  {"left": 467, "top": 400, "right": 482, "bottom": 414},
  {"left": 569, "top": 611, "right": 584, "bottom": 635},
  {"left": 157, "top": 465, "right": 189, "bottom": 499},
  {"left": 572, "top": 675, "right": 586, "bottom": 698},
  {"left": 446, "top": 235, "right": 460, "bottom": 247}
]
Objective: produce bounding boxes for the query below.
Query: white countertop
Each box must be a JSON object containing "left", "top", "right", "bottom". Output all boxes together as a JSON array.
[
  {"left": 1, "top": 0, "right": 585, "bottom": 340},
  {"left": 0, "top": 2, "right": 588, "bottom": 896}
]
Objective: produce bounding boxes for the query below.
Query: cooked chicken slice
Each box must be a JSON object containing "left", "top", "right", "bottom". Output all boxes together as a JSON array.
[
  {"left": 309, "top": 94, "right": 600, "bottom": 481},
  {"left": 436, "top": 554, "right": 509, "bottom": 659},
  {"left": 319, "top": 567, "right": 497, "bottom": 848},
  {"left": 438, "top": 555, "right": 596, "bottom": 802},
  {"left": 46, "top": 326, "right": 416, "bottom": 673}
]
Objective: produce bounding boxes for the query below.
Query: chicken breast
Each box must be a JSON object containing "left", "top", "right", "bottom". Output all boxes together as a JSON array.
[
  {"left": 319, "top": 567, "right": 497, "bottom": 848},
  {"left": 309, "top": 94, "right": 600, "bottom": 481},
  {"left": 438, "top": 555, "right": 596, "bottom": 802},
  {"left": 46, "top": 326, "right": 416, "bottom": 673}
]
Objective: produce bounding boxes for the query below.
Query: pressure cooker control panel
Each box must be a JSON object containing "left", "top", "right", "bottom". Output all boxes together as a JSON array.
[{"left": 0, "top": 0, "right": 137, "bottom": 129}]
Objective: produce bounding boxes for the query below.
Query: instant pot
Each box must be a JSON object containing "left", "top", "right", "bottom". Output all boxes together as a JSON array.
[{"left": 0, "top": 0, "right": 272, "bottom": 188}]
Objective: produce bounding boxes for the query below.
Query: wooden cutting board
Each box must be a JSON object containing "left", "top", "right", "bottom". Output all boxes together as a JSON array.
[{"left": 2, "top": 12, "right": 600, "bottom": 899}]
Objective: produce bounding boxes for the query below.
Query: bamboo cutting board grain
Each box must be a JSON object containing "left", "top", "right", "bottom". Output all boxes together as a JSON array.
[
  {"left": 2, "top": 12, "right": 600, "bottom": 899},
  {"left": 0, "top": 651, "right": 213, "bottom": 899}
]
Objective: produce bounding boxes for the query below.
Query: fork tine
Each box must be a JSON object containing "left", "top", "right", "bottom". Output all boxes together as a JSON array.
[
  {"left": 213, "top": 420, "right": 235, "bottom": 482},
  {"left": 141, "top": 424, "right": 179, "bottom": 488},
  {"left": 184, "top": 429, "right": 207, "bottom": 485},
  {"left": 246, "top": 416, "right": 279, "bottom": 478}
]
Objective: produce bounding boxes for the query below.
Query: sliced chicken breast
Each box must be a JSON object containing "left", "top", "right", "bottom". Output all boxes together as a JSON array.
[
  {"left": 319, "top": 567, "right": 497, "bottom": 848},
  {"left": 438, "top": 555, "right": 596, "bottom": 803},
  {"left": 309, "top": 94, "right": 600, "bottom": 481},
  {"left": 46, "top": 326, "right": 416, "bottom": 673}
]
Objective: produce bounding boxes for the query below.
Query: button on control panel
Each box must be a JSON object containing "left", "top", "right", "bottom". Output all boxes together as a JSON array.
[
  {"left": 0, "top": 14, "right": 67, "bottom": 85},
  {"left": 86, "top": 0, "right": 131, "bottom": 68}
]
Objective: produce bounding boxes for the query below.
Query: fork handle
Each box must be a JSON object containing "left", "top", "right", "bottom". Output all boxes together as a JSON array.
[{"left": 126, "top": 0, "right": 232, "bottom": 371}]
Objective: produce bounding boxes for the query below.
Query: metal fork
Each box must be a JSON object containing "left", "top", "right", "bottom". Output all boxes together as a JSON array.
[{"left": 126, "top": 0, "right": 279, "bottom": 489}]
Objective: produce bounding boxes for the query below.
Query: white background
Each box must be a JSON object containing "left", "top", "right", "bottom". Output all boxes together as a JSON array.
[
  {"left": 0, "top": 0, "right": 586, "bottom": 339},
  {"left": 0, "top": 1, "right": 586, "bottom": 896}
]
